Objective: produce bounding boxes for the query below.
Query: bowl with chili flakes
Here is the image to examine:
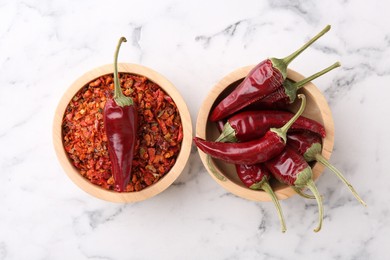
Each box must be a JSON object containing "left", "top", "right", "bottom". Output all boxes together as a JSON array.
[
  {"left": 53, "top": 63, "right": 192, "bottom": 202},
  {"left": 196, "top": 66, "right": 334, "bottom": 202}
]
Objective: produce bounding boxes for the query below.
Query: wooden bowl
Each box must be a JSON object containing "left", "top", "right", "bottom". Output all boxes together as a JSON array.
[
  {"left": 53, "top": 63, "right": 192, "bottom": 203},
  {"left": 196, "top": 66, "right": 334, "bottom": 201}
]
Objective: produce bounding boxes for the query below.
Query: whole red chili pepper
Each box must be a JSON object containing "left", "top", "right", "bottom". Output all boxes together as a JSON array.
[
  {"left": 216, "top": 110, "right": 325, "bottom": 143},
  {"left": 252, "top": 62, "right": 340, "bottom": 109},
  {"left": 209, "top": 25, "right": 330, "bottom": 122},
  {"left": 236, "top": 163, "right": 286, "bottom": 232},
  {"left": 264, "top": 146, "right": 323, "bottom": 232},
  {"left": 194, "top": 95, "right": 306, "bottom": 165},
  {"left": 287, "top": 132, "right": 366, "bottom": 206},
  {"left": 104, "top": 37, "right": 138, "bottom": 192}
]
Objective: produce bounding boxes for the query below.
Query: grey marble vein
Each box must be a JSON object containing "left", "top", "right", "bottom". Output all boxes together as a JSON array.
[
  {"left": 267, "top": 0, "right": 319, "bottom": 24},
  {"left": 195, "top": 19, "right": 249, "bottom": 48}
]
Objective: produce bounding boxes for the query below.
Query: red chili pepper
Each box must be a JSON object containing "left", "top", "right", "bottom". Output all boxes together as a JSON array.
[
  {"left": 236, "top": 163, "right": 286, "bottom": 232},
  {"left": 194, "top": 95, "right": 306, "bottom": 165},
  {"left": 209, "top": 25, "right": 330, "bottom": 122},
  {"left": 253, "top": 62, "right": 340, "bottom": 109},
  {"left": 216, "top": 120, "right": 226, "bottom": 133},
  {"left": 264, "top": 146, "right": 323, "bottom": 232},
  {"left": 216, "top": 110, "right": 325, "bottom": 143},
  {"left": 104, "top": 37, "right": 138, "bottom": 192},
  {"left": 287, "top": 132, "right": 366, "bottom": 206}
]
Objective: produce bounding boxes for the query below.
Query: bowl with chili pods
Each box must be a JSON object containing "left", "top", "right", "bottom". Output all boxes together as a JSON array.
[
  {"left": 196, "top": 65, "right": 335, "bottom": 198},
  {"left": 195, "top": 25, "right": 366, "bottom": 232},
  {"left": 195, "top": 65, "right": 337, "bottom": 232},
  {"left": 53, "top": 37, "right": 192, "bottom": 203}
]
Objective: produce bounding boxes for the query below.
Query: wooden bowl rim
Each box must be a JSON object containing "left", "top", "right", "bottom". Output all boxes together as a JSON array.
[
  {"left": 53, "top": 63, "right": 192, "bottom": 203},
  {"left": 196, "top": 65, "right": 334, "bottom": 201}
]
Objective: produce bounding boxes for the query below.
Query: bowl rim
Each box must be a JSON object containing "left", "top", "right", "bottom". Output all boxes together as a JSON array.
[
  {"left": 196, "top": 65, "right": 335, "bottom": 201},
  {"left": 53, "top": 63, "right": 192, "bottom": 203}
]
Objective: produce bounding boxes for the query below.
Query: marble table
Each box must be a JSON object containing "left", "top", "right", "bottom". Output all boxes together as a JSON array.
[{"left": 1, "top": 0, "right": 389, "bottom": 259}]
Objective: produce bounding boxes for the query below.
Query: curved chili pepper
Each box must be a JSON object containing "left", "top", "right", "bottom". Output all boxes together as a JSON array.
[
  {"left": 253, "top": 62, "right": 340, "bottom": 109},
  {"left": 216, "top": 110, "right": 325, "bottom": 143},
  {"left": 236, "top": 163, "right": 286, "bottom": 232},
  {"left": 194, "top": 95, "right": 306, "bottom": 165},
  {"left": 287, "top": 132, "right": 366, "bottom": 206},
  {"left": 104, "top": 37, "right": 137, "bottom": 192},
  {"left": 209, "top": 25, "right": 330, "bottom": 122},
  {"left": 195, "top": 132, "right": 285, "bottom": 165},
  {"left": 264, "top": 146, "right": 323, "bottom": 232}
]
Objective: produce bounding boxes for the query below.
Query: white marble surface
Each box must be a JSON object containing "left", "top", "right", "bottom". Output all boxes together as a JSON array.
[{"left": 1, "top": 0, "right": 389, "bottom": 259}]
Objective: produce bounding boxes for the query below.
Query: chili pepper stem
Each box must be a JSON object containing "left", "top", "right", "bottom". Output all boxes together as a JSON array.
[
  {"left": 292, "top": 62, "right": 341, "bottom": 90},
  {"left": 314, "top": 153, "right": 367, "bottom": 207},
  {"left": 270, "top": 25, "right": 331, "bottom": 78},
  {"left": 305, "top": 179, "right": 323, "bottom": 232},
  {"left": 113, "top": 37, "right": 133, "bottom": 107},
  {"left": 292, "top": 186, "right": 315, "bottom": 199},
  {"left": 216, "top": 122, "right": 237, "bottom": 143},
  {"left": 283, "top": 62, "right": 340, "bottom": 104},
  {"left": 261, "top": 181, "right": 287, "bottom": 233},
  {"left": 206, "top": 155, "right": 227, "bottom": 181},
  {"left": 271, "top": 94, "right": 306, "bottom": 142}
]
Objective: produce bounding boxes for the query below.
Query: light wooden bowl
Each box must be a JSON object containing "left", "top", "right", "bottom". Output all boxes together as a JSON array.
[
  {"left": 196, "top": 66, "right": 334, "bottom": 201},
  {"left": 53, "top": 63, "right": 192, "bottom": 203}
]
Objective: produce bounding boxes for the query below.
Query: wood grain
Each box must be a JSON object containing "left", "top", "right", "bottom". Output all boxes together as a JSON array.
[
  {"left": 195, "top": 66, "right": 334, "bottom": 202},
  {"left": 53, "top": 63, "right": 192, "bottom": 202}
]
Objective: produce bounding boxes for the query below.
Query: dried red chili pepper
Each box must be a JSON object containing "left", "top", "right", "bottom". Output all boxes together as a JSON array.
[
  {"left": 264, "top": 146, "right": 323, "bottom": 232},
  {"left": 103, "top": 37, "right": 138, "bottom": 192},
  {"left": 209, "top": 25, "right": 330, "bottom": 121},
  {"left": 253, "top": 62, "right": 340, "bottom": 109},
  {"left": 194, "top": 95, "right": 306, "bottom": 165},
  {"left": 216, "top": 110, "right": 325, "bottom": 143},
  {"left": 236, "top": 163, "right": 286, "bottom": 232},
  {"left": 287, "top": 131, "right": 366, "bottom": 206}
]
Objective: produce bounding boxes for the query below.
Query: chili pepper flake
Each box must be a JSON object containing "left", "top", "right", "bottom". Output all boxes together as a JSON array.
[{"left": 62, "top": 73, "right": 182, "bottom": 192}]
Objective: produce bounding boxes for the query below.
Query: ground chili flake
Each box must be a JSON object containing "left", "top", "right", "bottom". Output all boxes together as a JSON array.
[{"left": 62, "top": 73, "right": 183, "bottom": 192}]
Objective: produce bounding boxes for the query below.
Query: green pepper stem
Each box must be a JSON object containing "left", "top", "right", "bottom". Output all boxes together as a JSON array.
[
  {"left": 114, "top": 37, "right": 127, "bottom": 99},
  {"left": 315, "top": 153, "right": 367, "bottom": 207},
  {"left": 113, "top": 37, "right": 133, "bottom": 107},
  {"left": 271, "top": 94, "right": 306, "bottom": 142},
  {"left": 261, "top": 181, "right": 287, "bottom": 233},
  {"left": 292, "top": 186, "right": 315, "bottom": 199},
  {"left": 215, "top": 122, "right": 237, "bottom": 143},
  {"left": 292, "top": 62, "right": 341, "bottom": 90},
  {"left": 270, "top": 25, "right": 331, "bottom": 79},
  {"left": 206, "top": 155, "right": 226, "bottom": 181},
  {"left": 305, "top": 179, "right": 323, "bottom": 232},
  {"left": 283, "top": 25, "right": 331, "bottom": 66}
]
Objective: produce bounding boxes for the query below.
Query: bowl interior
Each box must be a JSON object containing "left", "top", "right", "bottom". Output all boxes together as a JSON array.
[
  {"left": 196, "top": 66, "right": 334, "bottom": 201},
  {"left": 53, "top": 63, "right": 192, "bottom": 203}
]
